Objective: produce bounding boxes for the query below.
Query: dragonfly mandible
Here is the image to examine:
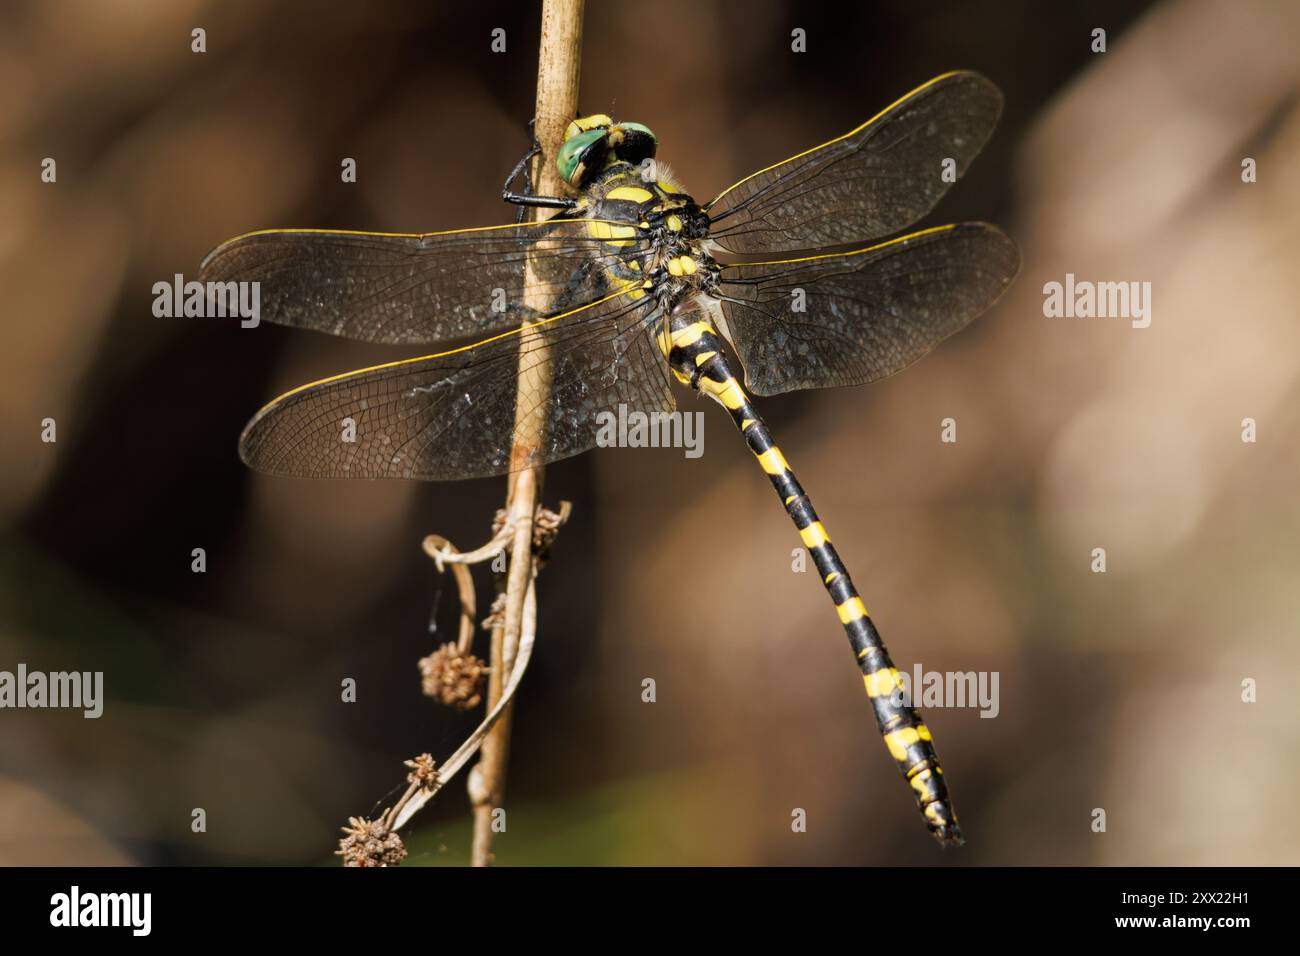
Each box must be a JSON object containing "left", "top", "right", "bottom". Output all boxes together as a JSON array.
[{"left": 200, "top": 70, "right": 1020, "bottom": 846}]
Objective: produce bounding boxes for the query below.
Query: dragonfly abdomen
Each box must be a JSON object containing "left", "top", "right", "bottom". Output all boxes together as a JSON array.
[{"left": 660, "top": 302, "right": 964, "bottom": 847}]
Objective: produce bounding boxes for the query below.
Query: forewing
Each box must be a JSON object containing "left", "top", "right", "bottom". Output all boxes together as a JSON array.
[
  {"left": 716, "top": 223, "right": 1019, "bottom": 396},
  {"left": 238, "top": 291, "right": 672, "bottom": 480},
  {"left": 199, "top": 219, "right": 637, "bottom": 345},
  {"left": 705, "top": 72, "right": 1003, "bottom": 255}
]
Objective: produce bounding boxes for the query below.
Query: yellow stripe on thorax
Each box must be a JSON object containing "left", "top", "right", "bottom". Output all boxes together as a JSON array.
[
  {"left": 606, "top": 185, "right": 654, "bottom": 203},
  {"left": 587, "top": 221, "right": 637, "bottom": 241}
]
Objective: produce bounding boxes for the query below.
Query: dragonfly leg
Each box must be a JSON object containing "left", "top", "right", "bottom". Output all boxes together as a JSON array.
[
  {"left": 659, "top": 301, "right": 964, "bottom": 847},
  {"left": 502, "top": 118, "right": 578, "bottom": 220}
]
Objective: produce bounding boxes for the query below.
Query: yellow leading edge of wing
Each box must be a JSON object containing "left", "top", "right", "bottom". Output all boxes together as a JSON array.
[
  {"left": 247, "top": 288, "right": 636, "bottom": 416},
  {"left": 705, "top": 70, "right": 971, "bottom": 211},
  {"left": 723, "top": 223, "right": 958, "bottom": 269},
  {"left": 202, "top": 217, "right": 640, "bottom": 270}
]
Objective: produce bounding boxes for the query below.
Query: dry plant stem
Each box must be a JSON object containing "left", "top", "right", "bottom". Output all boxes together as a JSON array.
[
  {"left": 470, "top": 0, "right": 586, "bottom": 868},
  {"left": 385, "top": 531, "right": 538, "bottom": 833},
  {"left": 421, "top": 535, "right": 476, "bottom": 653},
  {"left": 391, "top": 575, "right": 538, "bottom": 832},
  {"left": 425, "top": 526, "right": 512, "bottom": 572}
]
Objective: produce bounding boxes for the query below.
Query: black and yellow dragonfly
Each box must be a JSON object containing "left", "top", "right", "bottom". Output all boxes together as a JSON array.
[{"left": 201, "top": 71, "right": 1019, "bottom": 846}]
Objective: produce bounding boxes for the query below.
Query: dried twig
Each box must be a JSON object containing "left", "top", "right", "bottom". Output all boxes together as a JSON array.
[
  {"left": 469, "top": 0, "right": 586, "bottom": 868},
  {"left": 424, "top": 527, "right": 511, "bottom": 572},
  {"left": 389, "top": 573, "right": 540, "bottom": 832},
  {"left": 335, "top": 0, "right": 584, "bottom": 867},
  {"left": 421, "top": 535, "right": 479, "bottom": 650},
  {"left": 418, "top": 536, "right": 490, "bottom": 710}
]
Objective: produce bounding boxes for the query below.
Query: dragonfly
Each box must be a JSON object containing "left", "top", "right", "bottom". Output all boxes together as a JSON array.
[{"left": 200, "top": 70, "right": 1019, "bottom": 846}]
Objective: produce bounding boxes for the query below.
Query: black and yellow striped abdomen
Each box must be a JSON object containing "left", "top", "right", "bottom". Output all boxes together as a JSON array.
[{"left": 660, "top": 301, "right": 963, "bottom": 846}]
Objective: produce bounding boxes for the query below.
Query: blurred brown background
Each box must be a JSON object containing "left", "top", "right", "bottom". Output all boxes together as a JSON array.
[{"left": 2, "top": 0, "right": 1298, "bottom": 865}]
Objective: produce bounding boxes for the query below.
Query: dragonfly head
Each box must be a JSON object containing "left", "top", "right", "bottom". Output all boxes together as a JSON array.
[{"left": 558, "top": 115, "right": 657, "bottom": 189}]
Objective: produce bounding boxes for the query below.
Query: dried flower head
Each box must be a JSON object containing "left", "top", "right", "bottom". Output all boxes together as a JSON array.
[
  {"left": 404, "top": 753, "right": 438, "bottom": 788},
  {"left": 532, "top": 504, "right": 568, "bottom": 555},
  {"left": 419, "top": 643, "right": 489, "bottom": 710},
  {"left": 337, "top": 816, "right": 406, "bottom": 867}
]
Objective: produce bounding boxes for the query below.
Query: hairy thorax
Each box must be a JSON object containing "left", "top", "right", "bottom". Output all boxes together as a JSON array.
[{"left": 577, "top": 162, "right": 722, "bottom": 307}]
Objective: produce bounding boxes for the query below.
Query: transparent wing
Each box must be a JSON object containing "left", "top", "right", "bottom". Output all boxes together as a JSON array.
[
  {"left": 716, "top": 223, "right": 1019, "bottom": 396},
  {"left": 705, "top": 72, "right": 1003, "bottom": 255},
  {"left": 199, "top": 219, "right": 643, "bottom": 345},
  {"left": 238, "top": 290, "right": 672, "bottom": 480}
]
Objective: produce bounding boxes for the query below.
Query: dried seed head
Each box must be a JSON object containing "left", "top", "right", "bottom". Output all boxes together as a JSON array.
[
  {"left": 404, "top": 753, "right": 438, "bottom": 788},
  {"left": 337, "top": 816, "right": 407, "bottom": 868},
  {"left": 418, "top": 643, "right": 489, "bottom": 710}
]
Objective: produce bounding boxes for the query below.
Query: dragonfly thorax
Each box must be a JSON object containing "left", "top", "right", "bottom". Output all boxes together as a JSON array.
[{"left": 580, "top": 163, "right": 720, "bottom": 307}]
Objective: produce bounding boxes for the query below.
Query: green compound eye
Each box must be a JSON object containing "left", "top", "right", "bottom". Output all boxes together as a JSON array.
[{"left": 556, "top": 129, "right": 607, "bottom": 186}]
